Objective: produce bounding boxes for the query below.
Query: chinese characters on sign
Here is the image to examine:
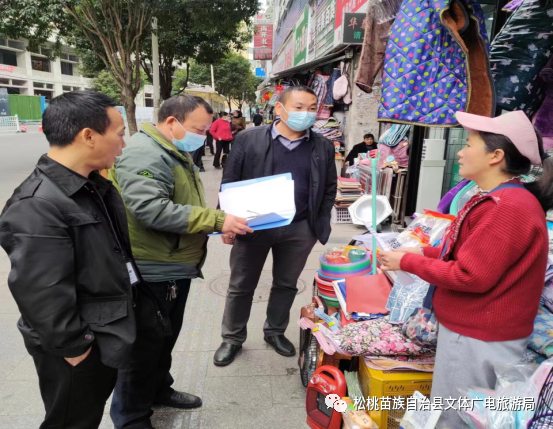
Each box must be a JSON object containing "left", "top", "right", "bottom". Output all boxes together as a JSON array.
[
  {"left": 352, "top": 396, "right": 536, "bottom": 412},
  {"left": 254, "top": 24, "right": 274, "bottom": 60},
  {"left": 309, "top": 0, "right": 336, "bottom": 60},
  {"left": 342, "top": 12, "right": 367, "bottom": 45},
  {"left": 0, "top": 88, "right": 10, "bottom": 117},
  {"left": 0, "top": 65, "right": 15, "bottom": 72},
  {"left": 294, "top": 6, "right": 309, "bottom": 66}
]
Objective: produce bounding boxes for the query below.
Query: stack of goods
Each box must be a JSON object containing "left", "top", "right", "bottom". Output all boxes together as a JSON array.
[
  {"left": 312, "top": 117, "right": 344, "bottom": 144},
  {"left": 336, "top": 177, "right": 363, "bottom": 209},
  {"left": 316, "top": 246, "right": 371, "bottom": 309}
]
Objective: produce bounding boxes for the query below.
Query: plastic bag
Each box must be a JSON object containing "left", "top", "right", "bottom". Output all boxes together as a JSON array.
[
  {"left": 387, "top": 211, "right": 455, "bottom": 250},
  {"left": 460, "top": 359, "right": 553, "bottom": 429}
]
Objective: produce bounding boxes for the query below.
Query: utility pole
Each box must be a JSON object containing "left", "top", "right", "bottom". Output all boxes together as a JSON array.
[
  {"left": 152, "top": 17, "right": 161, "bottom": 122},
  {"left": 211, "top": 64, "right": 216, "bottom": 92}
]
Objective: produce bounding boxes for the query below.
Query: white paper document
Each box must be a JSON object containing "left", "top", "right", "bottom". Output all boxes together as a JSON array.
[{"left": 217, "top": 174, "right": 296, "bottom": 231}]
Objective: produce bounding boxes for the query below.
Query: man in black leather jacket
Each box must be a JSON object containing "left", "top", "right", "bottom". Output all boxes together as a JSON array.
[{"left": 0, "top": 91, "right": 163, "bottom": 429}]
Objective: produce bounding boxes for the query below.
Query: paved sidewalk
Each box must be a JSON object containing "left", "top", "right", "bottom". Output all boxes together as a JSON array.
[{"left": 0, "top": 144, "right": 366, "bottom": 428}]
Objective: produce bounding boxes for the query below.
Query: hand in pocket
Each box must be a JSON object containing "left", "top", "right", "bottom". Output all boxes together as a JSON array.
[{"left": 64, "top": 347, "right": 92, "bottom": 367}]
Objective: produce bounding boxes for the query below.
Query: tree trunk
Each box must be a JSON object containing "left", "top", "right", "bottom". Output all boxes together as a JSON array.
[{"left": 123, "top": 95, "right": 138, "bottom": 135}]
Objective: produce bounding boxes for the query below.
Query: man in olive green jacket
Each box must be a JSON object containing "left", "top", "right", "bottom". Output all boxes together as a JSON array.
[{"left": 109, "top": 94, "right": 251, "bottom": 429}]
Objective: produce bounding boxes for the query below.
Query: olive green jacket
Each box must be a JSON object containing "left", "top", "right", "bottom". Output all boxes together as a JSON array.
[{"left": 109, "top": 123, "right": 226, "bottom": 281}]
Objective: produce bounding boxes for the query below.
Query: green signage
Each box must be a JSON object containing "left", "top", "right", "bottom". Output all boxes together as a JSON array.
[
  {"left": 450, "top": 163, "right": 464, "bottom": 188},
  {"left": 294, "top": 7, "right": 309, "bottom": 66}
]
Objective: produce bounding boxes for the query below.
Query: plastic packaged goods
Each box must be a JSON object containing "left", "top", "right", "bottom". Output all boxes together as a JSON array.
[
  {"left": 387, "top": 211, "right": 455, "bottom": 250},
  {"left": 460, "top": 359, "right": 553, "bottom": 429}
]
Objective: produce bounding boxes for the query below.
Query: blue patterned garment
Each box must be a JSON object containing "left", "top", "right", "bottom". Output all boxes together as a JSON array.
[
  {"left": 528, "top": 306, "right": 553, "bottom": 358},
  {"left": 378, "top": 0, "right": 489, "bottom": 126}
]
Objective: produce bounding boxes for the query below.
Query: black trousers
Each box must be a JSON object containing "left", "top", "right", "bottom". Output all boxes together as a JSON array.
[
  {"left": 206, "top": 131, "right": 214, "bottom": 155},
  {"left": 33, "top": 345, "right": 117, "bottom": 429},
  {"left": 191, "top": 146, "right": 205, "bottom": 170},
  {"left": 213, "top": 140, "right": 231, "bottom": 168},
  {"left": 110, "top": 279, "right": 191, "bottom": 429},
  {"left": 221, "top": 220, "right": 318, "bottom": 345}
]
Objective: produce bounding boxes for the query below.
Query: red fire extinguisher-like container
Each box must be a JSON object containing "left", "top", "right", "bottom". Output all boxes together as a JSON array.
[{"left": 306, "top": 365, "right": 347, "bottom": 429}]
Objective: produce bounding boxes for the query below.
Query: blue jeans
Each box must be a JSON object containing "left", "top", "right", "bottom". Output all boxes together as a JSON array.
[{"left": 110, "top": 279, "right": 191, "bottom": 429}]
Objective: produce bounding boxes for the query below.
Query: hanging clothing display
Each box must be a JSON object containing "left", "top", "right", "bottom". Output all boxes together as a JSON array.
[
  {"left": 378, "top": 0, "right": 493, "bottom": 126},
  {"left": 534, "top": 56, "right": 553, "bottom": 150},
  {"left": 354, "top": 5, "right": 393, "bottom": 93},
  {"left": 489, "top": 0, "right": 553, "bottom": 116}
]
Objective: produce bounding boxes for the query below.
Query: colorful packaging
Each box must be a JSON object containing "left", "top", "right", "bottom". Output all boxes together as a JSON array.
[{"left": 388, "top": 211, "right": 455, "bottom": 250}]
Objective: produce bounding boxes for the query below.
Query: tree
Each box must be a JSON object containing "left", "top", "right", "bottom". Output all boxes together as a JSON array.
[
  {"left": 139, "top": 0, "right": 258, "bottom": 101},
  {"left": 1, "top": 0, "right": 155, "bottom": 135},
  {"left": 182, "top": 53, "right": 260, "bottom": 111},
  {"left": 92, "top": 69, "right": 148, "bottom": 105}
]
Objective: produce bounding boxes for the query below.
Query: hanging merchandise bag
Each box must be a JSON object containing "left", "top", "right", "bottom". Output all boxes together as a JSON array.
[{"left": 333, "top": 62, "right": 352, "bottom": 105}]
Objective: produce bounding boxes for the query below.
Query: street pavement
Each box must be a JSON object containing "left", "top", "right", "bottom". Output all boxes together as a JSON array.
[{"left": 0, "top": 129, "right": 365, "bottom": 429}]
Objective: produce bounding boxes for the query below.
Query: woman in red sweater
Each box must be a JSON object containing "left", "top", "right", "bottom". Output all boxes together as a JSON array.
[{"left": 380, "top": 111, "right": 552, "bottom": 429}]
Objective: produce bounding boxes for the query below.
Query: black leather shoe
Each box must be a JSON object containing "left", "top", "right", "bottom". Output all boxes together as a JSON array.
[
  {"left": 199, "top": 167, "right": 206, "bottom": 172},
  {"left": 154, "top": 390, "right": 202, "bottom": 409},
  {"left": 264, "top": 335, "right": 296, "bottom": 357},
  {"left": 213, "top": 342, "right": 242, "bottom": 366}
]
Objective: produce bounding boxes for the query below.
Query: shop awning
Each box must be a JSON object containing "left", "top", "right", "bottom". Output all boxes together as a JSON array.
[{"left": 270, "top": 47, "right": 353, "bottom": 80}]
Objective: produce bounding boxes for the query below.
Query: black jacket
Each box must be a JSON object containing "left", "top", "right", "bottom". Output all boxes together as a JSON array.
[
  {"left": 252, "top": 113, "right": 263, "bottom": 125},
  {"left": 345, "top": 142, "right": 378, "bottom": 165},
  {"left": 0, "top": 156, "right": 167, "bottom": 369},
  {"left": 223, "top": 125, "right": 337, "bottom": 244}
]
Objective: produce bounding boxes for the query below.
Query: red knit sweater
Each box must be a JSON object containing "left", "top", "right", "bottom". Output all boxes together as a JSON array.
[{"left": 401, "top": 186, "right": 549, "bottom": 342}]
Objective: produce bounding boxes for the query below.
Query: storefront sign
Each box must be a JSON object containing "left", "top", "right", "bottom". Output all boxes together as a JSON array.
[
  {"left": 0, "top": 65, "right": 15, "bottom": 73},
  {"left": 0, "top": 88, "right": 10, "bottom": 117},
  {"left": 308, "top": 0, "right": 336, "bottom": 61},
  {"left": 254, "top": 12, "right": 273, "bottom": 25},
  {"left": 255, "top": 67, "right": 266, "bottom": 78},
  {"left": 254, "top": 23, "right": 274, "bottom": 60},
  {"left": 342, "top": 12, "right": 366, "bottom": 45},
  {"left": 334, "top": 0, "right": 369, "bottom": 47},
  {"left": 294, "top": 6, "right": 309, "bottom": 66},
  {"left": 272, "top": 36, "right": 294, "bottom": 74}
]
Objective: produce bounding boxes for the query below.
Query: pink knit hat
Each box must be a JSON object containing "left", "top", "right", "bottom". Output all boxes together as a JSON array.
[{"left": 456, "top": 111, "right": 541, "bottom": 165}]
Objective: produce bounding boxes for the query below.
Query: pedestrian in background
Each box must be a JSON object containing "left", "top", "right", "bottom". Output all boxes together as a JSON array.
[
  {"left": 109, "top": 94, "right": 252, "bottom": 429},
  {"left": 214, "top": 86, "right": 337, "bottom": 366},
  {"left": 252, "top": 110, "right": 263, "bottom": 126},
  {"left": 211, "top": 111, "right": 233, "bottom": 169},
  {"left": 0, "top": 91, "right": 143, "bottom": 429},
  {"left": 231, "top": 110, "right": 246, "bottom": 135}
]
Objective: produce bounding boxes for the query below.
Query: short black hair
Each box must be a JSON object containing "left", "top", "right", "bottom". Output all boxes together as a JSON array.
[
  {"left": 220, "top": 111, "right": 228, "bottom": 116},
  {"left": 158, "top": 94, "right": 213, "bottom": 123},
  {"left": 42, "top": 91, "right": 117, "bottom": 148},
  {"left": 364, "top": 134, "right": 375, "bottom": 140},
  {"left": 279, "top": 85, "right": 318, "bottom": 105}
]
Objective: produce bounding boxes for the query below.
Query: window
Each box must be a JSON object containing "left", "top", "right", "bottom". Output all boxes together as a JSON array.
[
  {"left": 11, "top": 79, "right": 25, "bottom": 86},
  {"left": 68, "top": 54, "right": 79, "bottom": 62},
  {"left": 145, "top": 93, "right": 153, "bottom": 98},
  {"left": 0, "top": 49, "right": 17, "bottom": 66},
  {"left": 41, "top": 48, "right": 52, "bottom": 58},
  {"left": 46, "top": 83, "right": 53, "bottom": 89},
  {"left": 31, "top": 56, "right": 50, "bottom": 72},
  {"left": 33, "top": 82, "right": 44, "bottom": 88},
  {"left": 145, "top": 98, "right": 154, "bottom": 107},
  {"left": 61, "top": 61, "right": 73, "bottom": 76},
  {"left": 62, "top": 85, "right": 71, "bottom": 91},
  {"left": 7, "top": 40, "right": 25, "bottom": 51}
]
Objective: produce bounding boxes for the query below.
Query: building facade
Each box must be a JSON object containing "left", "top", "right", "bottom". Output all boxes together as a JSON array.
[{"left": 0, "top": 36, "right": 92, "bottom": 103}]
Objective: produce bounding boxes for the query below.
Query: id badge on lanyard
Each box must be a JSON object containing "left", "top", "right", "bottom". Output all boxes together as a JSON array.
[{"left": 126, "top": 262, "right": 139, "bottom": 285}]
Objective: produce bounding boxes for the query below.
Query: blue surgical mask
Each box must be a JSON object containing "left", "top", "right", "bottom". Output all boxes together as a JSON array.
[
  {"left": 280, "top": 105, "right": 317, "bottom": 132},
  {"left": 170, "top": 119, "right": 206, "bottom": 152}
]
